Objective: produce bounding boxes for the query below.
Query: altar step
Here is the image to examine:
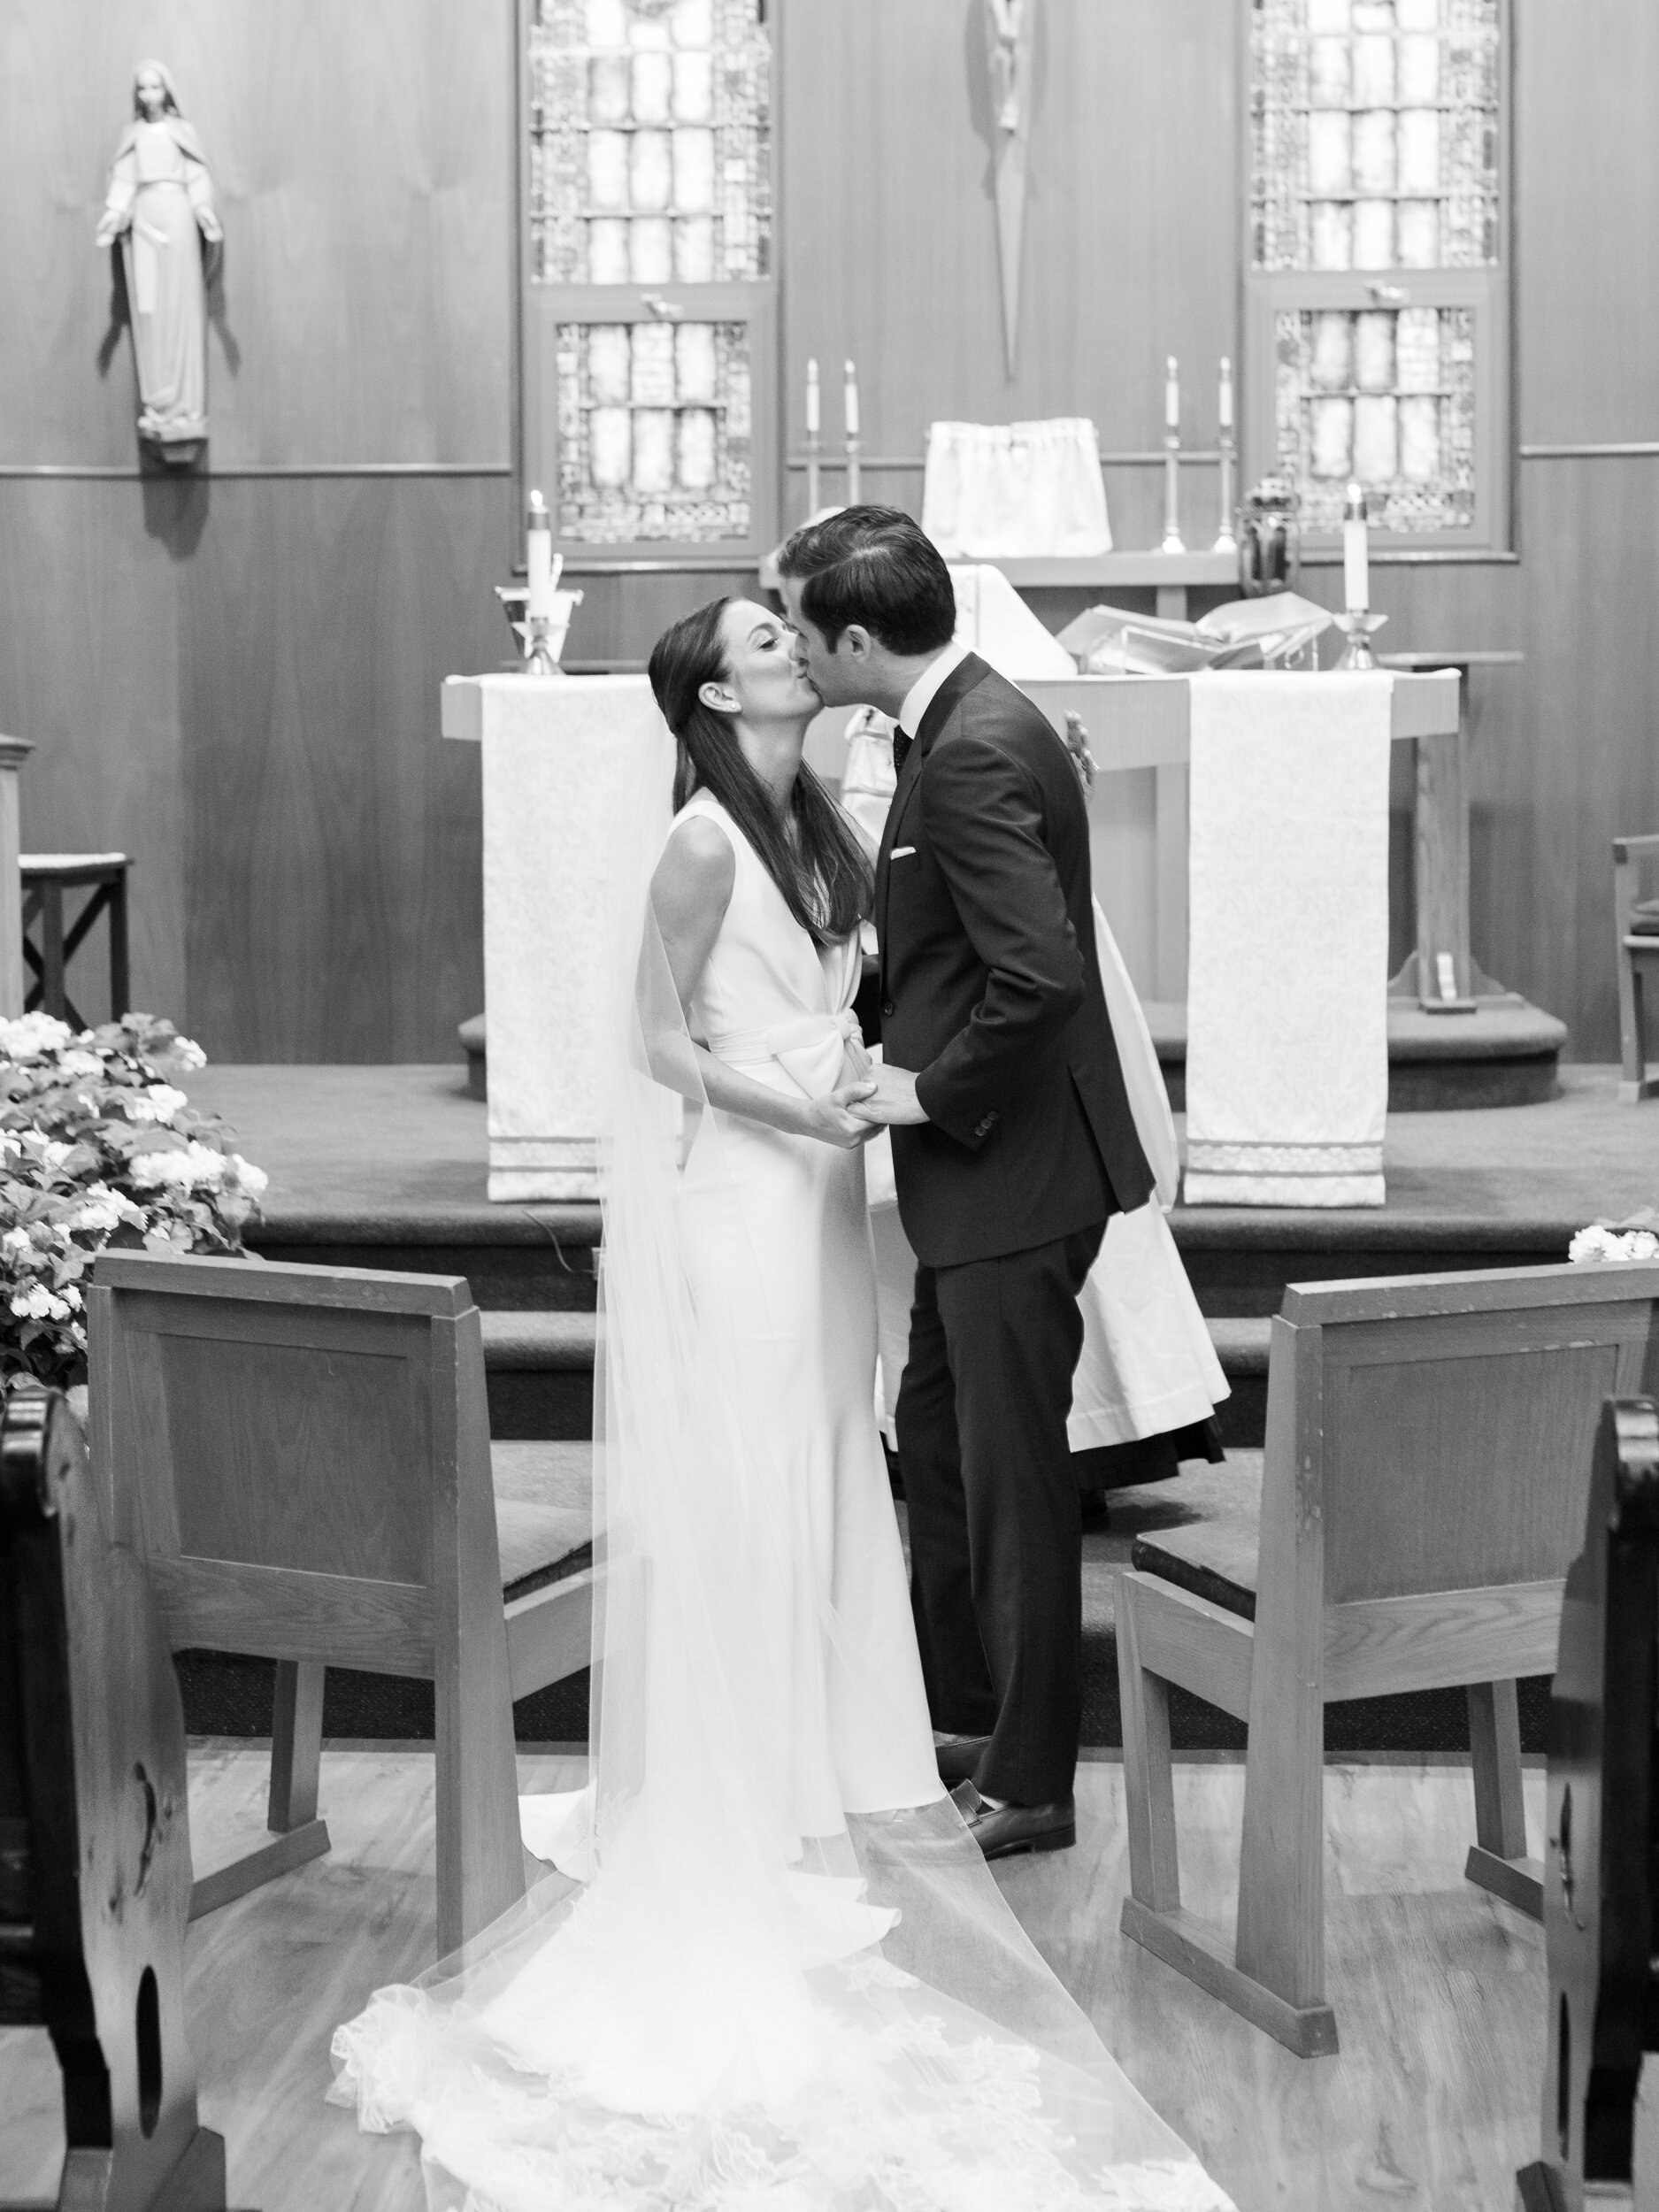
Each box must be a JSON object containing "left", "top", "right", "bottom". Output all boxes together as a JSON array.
[
  {"left": 462, "top": 995, "right": 1569, "bottom": 1119},
  {"left": 480, "top": 1307, "right": 1273, "bottom": 1448},
  {"left": 1145, "top": 996, "right": 1567, "bottom": 1111}
]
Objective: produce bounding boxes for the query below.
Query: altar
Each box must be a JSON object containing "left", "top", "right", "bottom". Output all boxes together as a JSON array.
[{"left": 444, "top": 665, "right": 1468, "bottom": 1205}]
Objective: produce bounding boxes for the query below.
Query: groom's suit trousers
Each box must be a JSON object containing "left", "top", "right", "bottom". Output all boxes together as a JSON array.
[{"left": 899, "top": 1218, "right": 1104, "bottom": 1808}]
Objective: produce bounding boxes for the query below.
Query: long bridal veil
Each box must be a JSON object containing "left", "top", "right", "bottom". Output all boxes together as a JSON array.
[{"left": 330, "top": 699, "right": 1234, "bottom": 2211}]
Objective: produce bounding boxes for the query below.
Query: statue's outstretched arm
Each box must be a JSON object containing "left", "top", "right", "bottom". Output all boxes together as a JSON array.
[{"left": 95, "top": 148, "right": 136, "bottom": 248}]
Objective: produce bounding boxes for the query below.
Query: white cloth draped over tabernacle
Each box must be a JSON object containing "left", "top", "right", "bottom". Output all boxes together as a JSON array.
[
  {"left": 1184, "top": 671, "right": 1394, "bottom": 1209},
  {"left": 922, "top": 418, "right": 1113, "bottom": 559},
  {"left": 332, "top": 697, "right": 1236, "bottom": 2212}
]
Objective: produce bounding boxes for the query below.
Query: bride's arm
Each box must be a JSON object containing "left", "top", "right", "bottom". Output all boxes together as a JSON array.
[{"left": 646, "top": 821, "right": 874, "bottom": 1149}]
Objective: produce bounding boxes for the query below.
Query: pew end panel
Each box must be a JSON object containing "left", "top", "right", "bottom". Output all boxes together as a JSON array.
[
  {"left": 1519, "top": 1396, "right": 1659, "bottom": 2212},
  {"left": 1, "top": 1384, "right": 236, "bottom": 2210}
]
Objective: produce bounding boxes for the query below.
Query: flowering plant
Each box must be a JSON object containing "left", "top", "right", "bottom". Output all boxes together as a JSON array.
[
  {"left": 2, "top": 1011, "right": 268, "bottom": 1396},
  {"left": 1568, "top": 1207, "right": 1659, "bottom": 1265}
]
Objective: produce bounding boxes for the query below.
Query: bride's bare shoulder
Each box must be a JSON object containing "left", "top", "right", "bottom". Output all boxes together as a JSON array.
[{"left": 651, "top": 812, "right": 735, "bottom": 928}]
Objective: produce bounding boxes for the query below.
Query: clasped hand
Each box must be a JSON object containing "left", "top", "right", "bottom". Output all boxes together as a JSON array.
[{"left": 805, "top": 1043, "right": 927, "bottom": 1150}]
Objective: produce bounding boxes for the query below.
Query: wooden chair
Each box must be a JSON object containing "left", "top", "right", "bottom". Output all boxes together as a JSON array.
[
  {"left": 20, "top": 850, "right": 130, "bottom": 1026},
  {"left": 1114, "top": 1261, "right": 1659, "bottom": 2058},
  {"left": 1613, "top": 833, "right": 1659, "bottom": 1103},
  {"left": 1, "top": 1383, "right": 233, "bottom": 2211},
  {"left": 88, "top": 1251, "right": 597, "bottom": 1958}
]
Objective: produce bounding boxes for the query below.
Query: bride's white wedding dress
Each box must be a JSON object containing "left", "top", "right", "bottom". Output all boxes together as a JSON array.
[{"left": 329, "top": 748, "right": 1234, "bottom": 2210}]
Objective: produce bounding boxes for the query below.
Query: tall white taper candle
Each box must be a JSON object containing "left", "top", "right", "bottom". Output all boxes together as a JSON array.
[
  {"left": 1218, "top": 356, "right": 1233, "bottom": 430},
  {"left": 526, "top": 489, "right": 553, "bottom": 622},
  {"left": 1165, "top": 355, "right": 1179, "bottom": 431},
  {"left": 1343, "top": 481, "right": 1370, "bottom": 613},
  {"left": 843, "top": 358, "right": 859, "bottom": 439},
  {"left": 805, "top": 357, "right": 819, "bottom": 436}
]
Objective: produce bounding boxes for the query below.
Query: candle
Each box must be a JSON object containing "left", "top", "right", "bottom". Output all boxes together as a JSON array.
[
  {"left": 805, "top": 357, "right": 819, "bottom": 436},
  {"left": 526, "top": 488, "right": 553, "bottom": 622},
  {"left": 1165, "top": 355, "right": 1179, "bottom": 432},
  {"left": 1342, "top": 481, "right": 1370, "bottom": 613},
  {"left": 1218, "top": 356, "right": 1233, "bottom": 431},
  {"left": 843, "top": 358, "right": 860, "bottom": 439}
]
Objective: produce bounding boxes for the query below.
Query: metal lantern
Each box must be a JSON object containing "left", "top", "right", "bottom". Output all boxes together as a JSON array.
[{"left": 1237, "top": 476, "right": 1302, "bottom": 598}]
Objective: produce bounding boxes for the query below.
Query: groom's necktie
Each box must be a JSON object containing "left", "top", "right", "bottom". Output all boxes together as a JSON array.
[{"left": 891, "top": 724, "right": 914, "bottom": 777}]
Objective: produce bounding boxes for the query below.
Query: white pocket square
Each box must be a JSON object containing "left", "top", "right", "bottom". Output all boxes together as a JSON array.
[{"left": 890, "top": 845, "right": 917, "bottom": 859}]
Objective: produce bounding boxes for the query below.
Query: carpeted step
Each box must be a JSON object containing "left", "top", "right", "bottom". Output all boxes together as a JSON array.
[
  {"left": 482, "top": 1310, "right": 598, "bottom": 1439},
  {"left": 480, "top": 1307, "right": 1272, "bottom": 1446}
]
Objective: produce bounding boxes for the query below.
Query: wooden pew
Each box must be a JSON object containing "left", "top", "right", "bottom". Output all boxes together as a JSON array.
[
  {"left": 1516, "top": 1395, "right": 1659, "bottom": 2212},
  {"left": 1113, "top": 1261, "right": 1659, "bottom": 2057},
  {"left": 88, "top": 1253, "right": 597, "bottom": 1959},
  {"left": 0, "top": 1383, "right": 235, "bottom": 2211}
]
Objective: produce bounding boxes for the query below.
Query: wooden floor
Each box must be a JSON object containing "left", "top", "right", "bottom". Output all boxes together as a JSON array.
[{"left": 0, "top": 1743, "right": 1569, "bottom": 2210}]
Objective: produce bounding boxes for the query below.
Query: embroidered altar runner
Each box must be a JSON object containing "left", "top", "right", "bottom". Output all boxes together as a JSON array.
[{"left": 1184, "top": 671, "right": 1394, "bottom": 1209}]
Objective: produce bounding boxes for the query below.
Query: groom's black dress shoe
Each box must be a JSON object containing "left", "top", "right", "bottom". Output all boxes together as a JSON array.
[
  {"left": 933, "top": 1730, "right": 992, "bottom": 1784},
  {"left": 950, "top": 1780, "right": 1077, "bottom": 1861}
]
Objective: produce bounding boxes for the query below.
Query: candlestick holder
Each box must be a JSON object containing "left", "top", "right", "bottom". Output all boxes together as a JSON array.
[
  {"left": 804, "top": 427, "right": 821, "bottom": 520},
  {"left": 523, "top": 612, "right": 563, "bottom": 677},
  {"left": 1333, "top": 610, "right": 1387, "bottom": 671},
  {"left": 1160, "top": 433, "right": 1184, "bottom": 554},
  {"left": 845, "top": 436, "right": 863, "bottom": 509},
  {"left": 1212, "top": 426, "right": 1237, "bottom": 554}
]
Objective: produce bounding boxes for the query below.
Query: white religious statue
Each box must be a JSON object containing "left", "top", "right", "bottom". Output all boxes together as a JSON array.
[
  {"left": 96, "top": 63, "right": 222, "bottom": 461},
  {"left": 986, "top": 0, "right": 1025, "bottom": 133}
]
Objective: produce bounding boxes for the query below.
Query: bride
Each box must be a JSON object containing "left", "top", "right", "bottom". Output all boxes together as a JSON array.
[{"left": 330, "top": 596, "right": 1233, "bottom": 2210}]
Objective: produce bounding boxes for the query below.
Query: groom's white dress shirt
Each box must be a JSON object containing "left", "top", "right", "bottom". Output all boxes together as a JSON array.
[{"left": 895, "top": 638, "right": 973, "bottom": 750}]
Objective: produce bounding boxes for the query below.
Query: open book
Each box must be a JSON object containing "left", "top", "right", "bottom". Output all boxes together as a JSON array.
[{"left": 1056, "top": 591, "right": 1333, "bottom": 676}]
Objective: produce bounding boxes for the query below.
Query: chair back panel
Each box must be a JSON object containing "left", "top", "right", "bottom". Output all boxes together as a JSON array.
[
  {"left": 1320, "top": 1296, "right": 1658, "bottom": 1605},
  {"left": 94, "top": 1264, "right": 472, "bottom": 1640},
  {"left": 151, "top": 1324, "right": 433, "bottom": 1585}
]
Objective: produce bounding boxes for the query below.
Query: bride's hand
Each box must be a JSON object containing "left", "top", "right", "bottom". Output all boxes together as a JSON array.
[{"left": 803, "top": 1080, "right": 881, "bottom": 1148}]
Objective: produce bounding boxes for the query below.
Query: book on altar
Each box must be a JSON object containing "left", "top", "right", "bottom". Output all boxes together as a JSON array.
[{"left": 1056, "top": 590, "right": 1333, "bottom": 676}]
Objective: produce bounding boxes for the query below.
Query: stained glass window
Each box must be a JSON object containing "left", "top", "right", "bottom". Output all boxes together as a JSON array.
[
  {"left": 556, "top": 319, "right": 751, "bottom": 541},
  {"left": 1251, "top": 0, "right": 1502, "bottom": 273},
  {"left": 527, "top": 0, "right": 770, "bottom": 288},
  {"left": 1275, "top": 305, "right": 1475, "bottom": 530},
  {"left": 1246, "top": 0, "right": 1508, "bottom": 548}
]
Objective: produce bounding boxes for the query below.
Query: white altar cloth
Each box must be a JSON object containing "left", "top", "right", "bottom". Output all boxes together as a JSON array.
[
  {"left": 1183, "top": 671, "right": 1395, "bottom": 1209},
  {"left": 443, "top": 672, "right": 664, "bottom": 1202}
]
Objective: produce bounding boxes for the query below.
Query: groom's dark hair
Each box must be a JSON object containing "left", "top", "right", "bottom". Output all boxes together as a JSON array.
[{"left": 776, "top": 506, "right": 956, "bottom": 657}]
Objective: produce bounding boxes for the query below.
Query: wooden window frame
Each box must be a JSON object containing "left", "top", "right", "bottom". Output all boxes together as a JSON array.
[
  {"left": 1240, "top": 0, "right": 1515, "bottom": 560},
  {"left": 512, "top": 0, "right": 780, "bottom": 571}
]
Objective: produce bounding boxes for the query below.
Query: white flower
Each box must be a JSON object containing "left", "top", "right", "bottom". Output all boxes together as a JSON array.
[
  {"left": 129, "top": 1141, "right": 228, "bottom": 1193},
  {"left": 145, "top": 1084, "right": 188, "bottom": 1124},
  {"left": 2, "top": 1225, "right": 30, "bottom": 1253},
  {"left": 1569, "top": 1225, "right": 1618, "bottom": 1263},
  {"left": 0, "top": 1012, "right": 73, "bottom": 1062},
  {"left": 10, "top": 1283, "right": 69, "bottom": 1322},
  {"left": 170, "top": 1037, "right": 207, "bottom": 1071},
  {"left": 230, "top": 1154, "right": 269, "bottom": 1198},
  {"left": 1570, "top": 1223, "right": 1659, "bottom": 1264},
  {"left": 67, "top": 1182, "right": 146, "bottom": 1236},
  {"left": 59, "top": 1049, "right": 103, "bottom": 1079}
]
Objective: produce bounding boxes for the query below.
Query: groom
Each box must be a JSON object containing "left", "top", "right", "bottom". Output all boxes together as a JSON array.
[{"left": 778, "top": 509, "right": 1153, "bottom": 1859}]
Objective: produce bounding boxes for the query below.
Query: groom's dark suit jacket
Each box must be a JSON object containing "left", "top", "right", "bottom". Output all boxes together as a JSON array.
[{"left": 875, "top": 652, "right": 1155, "bottom": 1270}]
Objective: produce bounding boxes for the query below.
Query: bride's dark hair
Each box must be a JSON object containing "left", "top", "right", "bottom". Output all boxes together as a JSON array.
[{"left": 648, "top": 597, "right": 872, "bottom": 944}]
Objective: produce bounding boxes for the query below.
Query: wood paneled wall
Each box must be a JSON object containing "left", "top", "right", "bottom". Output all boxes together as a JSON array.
[
  {"left": 0, "top": 0, "right": 511, "bottom": 468},
  {"left": 0, "top": 0, "right": 1653, "bottom": 1059}
]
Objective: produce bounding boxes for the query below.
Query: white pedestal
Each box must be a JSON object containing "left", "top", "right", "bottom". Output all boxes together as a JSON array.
[{"left": 442, "top": 673, "right": 665, "bottom": 1202}]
